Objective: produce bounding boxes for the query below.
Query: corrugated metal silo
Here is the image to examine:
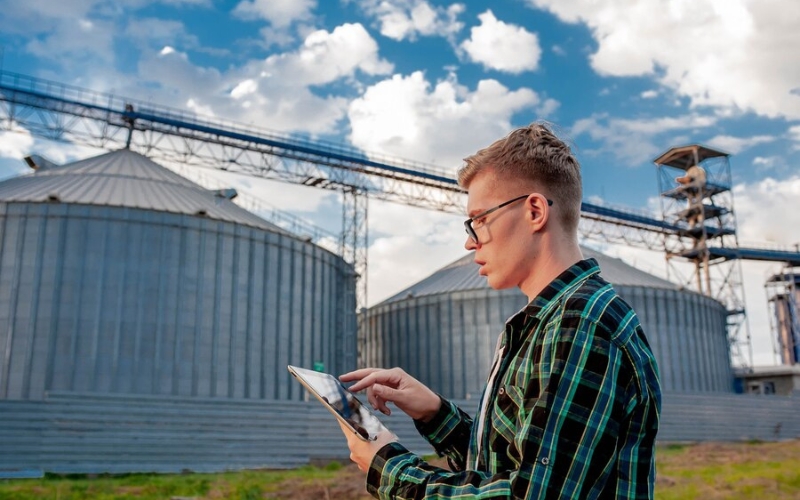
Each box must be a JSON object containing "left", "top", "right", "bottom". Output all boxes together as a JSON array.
[
  {"left": 363, "top": 246, "right": 732, "bottom": 397},
  {"left": 0, "top": 149, "right": 356, "bottom": 402}
]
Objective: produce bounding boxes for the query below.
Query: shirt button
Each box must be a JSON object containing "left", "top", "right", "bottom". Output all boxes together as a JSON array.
[
  {"left": 540, "top": 457, "right": 550, "bottom": 465},
  {"left": 498, "top": 387, "right": 505, "bottom": 396}
]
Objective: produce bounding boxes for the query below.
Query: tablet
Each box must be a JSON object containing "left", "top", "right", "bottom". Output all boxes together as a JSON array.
[{"left": 288, "top": 365, "right": 390, "bottom": 442}]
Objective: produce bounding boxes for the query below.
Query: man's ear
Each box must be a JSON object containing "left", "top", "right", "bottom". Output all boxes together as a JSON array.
[{"left": 526, "top": 193, "right": 549, "bottom": 232}]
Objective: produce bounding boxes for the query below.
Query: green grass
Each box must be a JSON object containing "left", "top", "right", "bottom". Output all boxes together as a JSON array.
[
  {"left": 2, "top": 440, "right": 799, "bottom": 500},
  {"left": 0, "top": 466, "right": 353, "bottom": 500}
]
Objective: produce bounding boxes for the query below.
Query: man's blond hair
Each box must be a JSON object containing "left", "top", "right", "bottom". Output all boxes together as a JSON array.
[{"left": 458, "top": 122, "right": 582, "bottom": 233}]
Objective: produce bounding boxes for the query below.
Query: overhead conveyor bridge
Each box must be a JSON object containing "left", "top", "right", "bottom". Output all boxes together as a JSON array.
[{"left": 2, "top": 70, "right": 799, "bottom": 366}]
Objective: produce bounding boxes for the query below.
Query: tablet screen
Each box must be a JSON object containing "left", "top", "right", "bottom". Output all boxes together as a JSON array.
[{"left": 288, "top": 365, "right": 389, "bottom": 441}]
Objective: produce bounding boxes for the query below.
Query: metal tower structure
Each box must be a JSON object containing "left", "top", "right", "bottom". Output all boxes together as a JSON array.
[
  {"left": 2, "top": 71, "right": 800, "bottom": 368},
  {"left": 655, "top": 145, "right": 754, "bottom": 367}
]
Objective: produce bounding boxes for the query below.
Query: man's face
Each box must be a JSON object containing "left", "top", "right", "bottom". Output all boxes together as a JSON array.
[{"left": 464, "top": 169, "right": 533, "bottom": 290}]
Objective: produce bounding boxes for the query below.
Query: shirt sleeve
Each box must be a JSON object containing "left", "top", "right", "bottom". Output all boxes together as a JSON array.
[
  {"left": 366, "top": 442, "right": 512, "bottom": 499},
  {"left": 412, "top": 396, "right": 472, "bottom": 471},
  {"left": 365, "top": 292, "right": 647, "bottom": 499}
]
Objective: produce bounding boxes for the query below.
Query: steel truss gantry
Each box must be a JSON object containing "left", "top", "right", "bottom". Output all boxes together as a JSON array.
[
  {"left": 0, "top": 71, "right": 686, "bottom": 298},
  {"left": 0, "top": 71, "right": 466, "bottom": 313},
  {"left": 3, "top": 71, "right": 800, "bottom": 369}
]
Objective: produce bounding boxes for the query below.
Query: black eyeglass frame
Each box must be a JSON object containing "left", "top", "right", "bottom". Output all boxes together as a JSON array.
[{"left": 464, "top": 194, "right": 553, "bottom": 244}]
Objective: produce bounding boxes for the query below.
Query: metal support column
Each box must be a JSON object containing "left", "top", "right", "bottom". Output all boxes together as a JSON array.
[{"left": 340, "top": 185, "right": 368, "bottom": 368}]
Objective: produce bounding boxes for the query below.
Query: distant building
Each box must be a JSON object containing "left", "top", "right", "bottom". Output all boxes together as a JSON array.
[{"left": 736, "top": 365, "right": 800, "bottom": 396}]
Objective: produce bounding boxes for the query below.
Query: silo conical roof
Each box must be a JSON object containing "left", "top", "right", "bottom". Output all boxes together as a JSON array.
[
  {"left": 0, "top": 149, "right": 289, "bottom": 233},
  {"left": 380, "top": 245, "right": 677, "bottom": 304}
]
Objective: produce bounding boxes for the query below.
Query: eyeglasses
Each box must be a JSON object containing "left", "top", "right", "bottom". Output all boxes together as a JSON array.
[{"left": 464, "top": 194, "right": 553, "bottom": 244}]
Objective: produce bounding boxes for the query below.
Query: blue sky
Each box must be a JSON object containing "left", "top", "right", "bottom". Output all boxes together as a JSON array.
[{"left": 0, "top": 0, "right": 798, "bottom": 365}]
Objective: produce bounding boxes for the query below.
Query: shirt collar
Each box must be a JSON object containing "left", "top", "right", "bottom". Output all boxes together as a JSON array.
[{"left": 523, "top": 258, "right": 601, "bottom": 320}]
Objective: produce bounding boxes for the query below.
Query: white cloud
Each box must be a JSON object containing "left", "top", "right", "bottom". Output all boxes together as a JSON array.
[
  {"left": 571, "top": 113, "right": 718, "bottom": 165},
  {"left": 705, "top": 134, "right": 776, "bottom": 155},
  {"left": 0, "top": 0, "right": 91, "bottom": 34},
  {"left": 257, "top": 25, "right": 300, "bottom": 48},
  {"left": 751, "top": 156, "right": 791, "bottom": 175},
  {"left": 0, "top": 124, "right": 103, "bottom": 171},
  {"left": 537, "top": 98, "right": 560, "bottom": 117},
  {"left": 732, "top": 176, "right": 800, "bottom": 365},
  {"left": 789, "top": 125, "right": 800, "bottom": 149},
  {"left": 186, "top": 98, "right": 217, "bottom": 117},
  {"left": 739, "top": 260, "right": 788, "bottom": 366},
  {"left": 2, "top": 1, "right": 215, "bottom": 72},
  {"left": 640, "top": 90, "right": 658, "bottom": 99},
  {"left": 753, "top": 156, "right": 778, "bottom": 167},
  {"left": 180, "top": 168, "right": 333, "bottom": 216},
  {"left": 0, "top": 158, "right": 30, "bottom": 182},
  {"left": 138, "top": 47, "right": 341, "bottom": 133},
  {"left": 347, "top": 71, "right": 543, "bottom": 168},
  {"left": 367, "top": 200, "right": 466, "bottom": 305},
  {"left": 460, "top": 10, "right": 541, "bottom": 74},
  {"left": 125, "top": 18, "right": 199, "bottom": 50},
  {"left": 233, "top": 0, "right": 316, "bottom": 27},
  {"left": 230, "top": 79, "right": 259, "bottom": 99},
  {"left": 0, "top": 124, "right": 35, "bottom": 160},
  {"left": 135, "top": 23, "right": 392, "bottom": 134},
  {"left": 139, "top": 47, "right": 223, "bottom": 97},
  {"left": 526, "top": 0, "right": 800, "bottom": 119},
  {"left": 160, "top": 0, "right": 210, "bottom": 5},
  {"left": 39, "top": 146, "right": 103, "bottom": 165},
  {"left": 262, "top": 23, "right": 393, "bottom": 84},
  {"left": 734, "top": 176, "right": 800, "bottom": 245},
  {"left": 26, "top": 17, "right": 116, "bottom": 63},
  {"left": 356, "top": 0, "right": 465, "bottom": 41}
]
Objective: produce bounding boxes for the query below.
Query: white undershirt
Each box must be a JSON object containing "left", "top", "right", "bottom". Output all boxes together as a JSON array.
[{"left": 473, "top": 332, "right": 505, "bottom": 469}]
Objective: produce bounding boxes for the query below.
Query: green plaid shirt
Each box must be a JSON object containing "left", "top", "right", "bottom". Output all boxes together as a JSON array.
[{"left": 366, "top": 258, "right": 661, "bottom": 499}]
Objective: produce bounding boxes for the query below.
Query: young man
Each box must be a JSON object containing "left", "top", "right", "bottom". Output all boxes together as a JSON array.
[{"left": 339, "top": 122, "right": 662, "bottom": 499}]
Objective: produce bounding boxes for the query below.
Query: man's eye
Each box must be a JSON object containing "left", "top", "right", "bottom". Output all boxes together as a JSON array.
[{"left": 473, "top": 217, "right": 486, "bottom": 227}]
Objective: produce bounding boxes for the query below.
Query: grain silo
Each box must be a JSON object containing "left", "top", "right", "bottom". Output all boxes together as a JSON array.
[
  {"left": 363, "top": 246, "right": 732, "bottom": 397},
  {"left": 0, "top": 149, "right": 356, "bottom": 403}
]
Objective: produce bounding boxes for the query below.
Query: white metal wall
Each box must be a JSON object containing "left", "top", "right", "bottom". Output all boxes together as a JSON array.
[{"left": 1, "top": 391, "right": 797, "bottom": 478}]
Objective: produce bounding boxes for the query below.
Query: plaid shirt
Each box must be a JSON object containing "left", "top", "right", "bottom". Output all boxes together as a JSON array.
[{"left": 366, "top": 258, "right": 661, "bottom": 499}]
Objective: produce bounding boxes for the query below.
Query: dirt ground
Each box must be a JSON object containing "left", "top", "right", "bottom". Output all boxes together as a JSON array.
[
  {"left": 654, "top": 439, "right": 800, "bottom": 499},
  {"left": 263, "top": 457, "right": 450, "bottom": 500}
]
